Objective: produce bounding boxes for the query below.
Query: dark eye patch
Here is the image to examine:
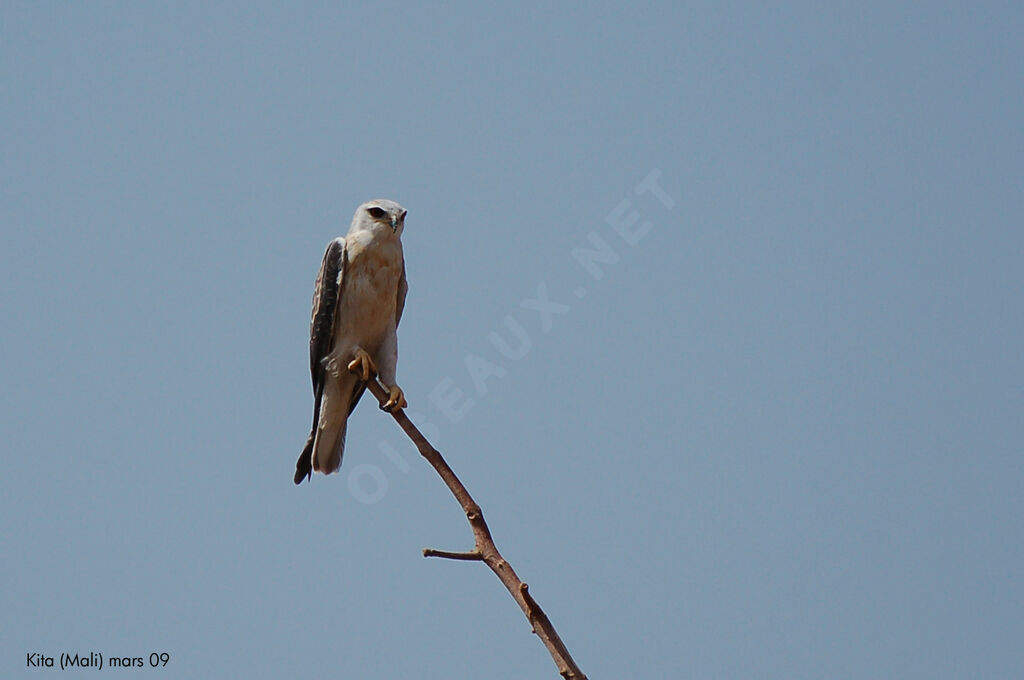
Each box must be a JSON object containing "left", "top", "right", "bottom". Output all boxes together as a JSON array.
[{"left": 367, "top": 206, "right": 387, "bottom": 219}]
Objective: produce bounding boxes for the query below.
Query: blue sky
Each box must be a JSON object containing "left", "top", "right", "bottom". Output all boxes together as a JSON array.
[{"left": 2, "top": 2, "right": 1022, "bottom": 678}]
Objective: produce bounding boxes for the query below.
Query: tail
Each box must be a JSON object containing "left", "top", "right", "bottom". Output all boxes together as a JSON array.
[
  {"left": 294, "top": 375, "right": 361, "bottom": 485},
  {"left": 294, "top": 409, "right": 349, "bottom": 484},
  {"left": 312, "top": 413, "right": 348, "bottom": 477},
  {"left": 309, "top": 376, "right": 352, "bottom": 481}
]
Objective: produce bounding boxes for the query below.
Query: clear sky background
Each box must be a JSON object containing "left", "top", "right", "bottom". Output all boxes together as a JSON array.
[{"left": 3, "top": 2, "right": 1022, "bottom": 678}]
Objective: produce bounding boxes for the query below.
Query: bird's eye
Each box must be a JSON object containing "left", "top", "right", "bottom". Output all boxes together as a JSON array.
[{"left": 367, "top": 207, "right": 387, "bottom": 219}]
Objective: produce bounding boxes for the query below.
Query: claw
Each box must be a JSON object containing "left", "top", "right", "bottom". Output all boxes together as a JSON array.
[
  {"left": 347, "top": 349, "right": 377, "bottom": 381},
  {"left": 382, "top": 384, "right": 407, "bottom": 412}
]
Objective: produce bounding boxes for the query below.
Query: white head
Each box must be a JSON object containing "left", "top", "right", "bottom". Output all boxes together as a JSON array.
[{"left": 348, "top": 198, "right": 407, "bottom": 238}]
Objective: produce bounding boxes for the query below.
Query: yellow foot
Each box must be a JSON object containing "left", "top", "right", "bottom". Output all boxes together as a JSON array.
[
  {"left": 382, "top": 384, "right": 407, "bottom": 412},
  {"left": 347, "top": 349, "right": 377, "bottom": 381}
]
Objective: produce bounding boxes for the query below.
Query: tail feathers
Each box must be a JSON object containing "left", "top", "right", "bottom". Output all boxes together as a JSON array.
[
  {"left": 293, "top": 417, "right": 349, "bottom": 484},
  {"left": 294, "top": 376, "right": 357, "bottom": 485},
  {"left": 313, "top": 417, "right": 347, "bottom": 476}
]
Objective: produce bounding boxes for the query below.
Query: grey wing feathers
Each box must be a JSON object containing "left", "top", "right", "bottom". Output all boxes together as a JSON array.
[
  {"left": 294, "top": 238, "right": 345, "bottom": 484},
  {"left": 309, "top": 238, "right": 346, "bottom": 392}
]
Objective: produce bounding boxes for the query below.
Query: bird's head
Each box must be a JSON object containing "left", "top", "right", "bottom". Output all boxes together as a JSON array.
[{"left": 351, "top": 199, "right": 407, "bottom": 237}]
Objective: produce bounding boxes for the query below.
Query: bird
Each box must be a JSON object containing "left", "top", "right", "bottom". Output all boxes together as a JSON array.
[{"left": 294, "top": 199, "right": 409, "bottom": 485}]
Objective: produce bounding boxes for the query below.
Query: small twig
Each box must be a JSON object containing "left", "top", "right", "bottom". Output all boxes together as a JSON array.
[
  {"left": 422, "top": 548, "right": 483, "bottom": 561},
  {"left": 360, "top": 374, "right": 588, "bottom": 680}
]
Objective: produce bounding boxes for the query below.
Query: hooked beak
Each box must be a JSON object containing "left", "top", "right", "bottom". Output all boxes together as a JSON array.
[{"left": 391, "top": 209, "right": 407, "bottom": 233}]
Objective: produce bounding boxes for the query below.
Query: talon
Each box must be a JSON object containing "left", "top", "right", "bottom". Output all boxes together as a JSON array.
[
  {"left": 347, "top": 349, "right": 377, "bottom": 381},
  {"left": 382, "top": 385, "right": 407, "bottom": 412}
]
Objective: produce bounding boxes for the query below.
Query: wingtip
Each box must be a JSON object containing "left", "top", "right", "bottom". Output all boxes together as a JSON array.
[{"left": 294, "top": 436, "right": 314, "bottom": 485}]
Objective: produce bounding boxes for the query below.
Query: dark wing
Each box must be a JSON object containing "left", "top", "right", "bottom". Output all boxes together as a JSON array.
[
  {"left": 309, "top": 238, "right": 346, "bottom": 393},
  {"left": 395, "top": 256, "right": 408, "bottom": 328},
  {"left": 294, "top": 238, "right": 346, "bottom": 484}
]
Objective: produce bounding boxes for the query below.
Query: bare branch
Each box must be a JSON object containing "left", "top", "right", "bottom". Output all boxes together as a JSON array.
[
  {"left": 422, "top": 548, "right": 483, "bottom": 561},
  {"left": 361, "top": 375, "right": 588, "bottom": 680}
]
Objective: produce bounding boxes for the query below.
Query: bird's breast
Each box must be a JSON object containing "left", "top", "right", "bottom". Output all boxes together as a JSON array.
[{"left": 333, "top": 239, "right": 402, "bottom": 348}]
